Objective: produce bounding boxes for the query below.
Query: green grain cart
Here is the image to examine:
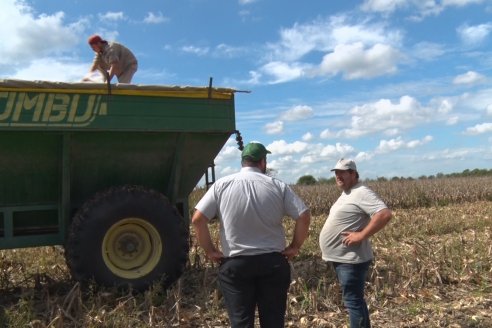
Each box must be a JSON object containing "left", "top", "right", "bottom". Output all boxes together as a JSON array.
[{"left": 0, "top": 79, "right": 238, "bottom": 290}]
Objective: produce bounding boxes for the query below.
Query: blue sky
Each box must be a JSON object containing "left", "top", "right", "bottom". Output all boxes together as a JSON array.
[{"left": 1, "top": 0, "right": 492, "bottom": 183}]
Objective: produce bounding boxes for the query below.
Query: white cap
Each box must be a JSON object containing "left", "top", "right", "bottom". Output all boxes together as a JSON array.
[{"left": 331, "top": 158, "right": 357, "bottom": 171}]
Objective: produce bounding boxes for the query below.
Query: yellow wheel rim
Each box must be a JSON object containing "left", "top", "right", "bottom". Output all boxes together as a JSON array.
[{"left": 102, "top": 218, "right": 162, "bottom": 279}]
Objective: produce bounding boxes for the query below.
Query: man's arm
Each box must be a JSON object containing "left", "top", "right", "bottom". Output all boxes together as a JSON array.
[
  {"left": 282, "top": 210, "right": 311, "bottom": 260},
  {"left": 89, "top": 55, "right": 99, "bottom": 72},
  {"left": 191, "top": 209, "right": 224, "bottom": 263},
  {"left": 341, "top": 208, "right": 392, "bottom": 246},
  {"left": 86, "top": 54, "right": 109, "bottom": 82}
]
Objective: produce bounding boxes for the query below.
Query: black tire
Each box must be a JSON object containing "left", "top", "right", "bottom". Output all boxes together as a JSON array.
[{"left": 65, "top": 185, "right": 189, "bottom": 291}]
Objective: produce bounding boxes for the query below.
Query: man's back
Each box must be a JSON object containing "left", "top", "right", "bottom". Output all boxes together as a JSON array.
[
  {"left": 196, "top": 167, "right": 306, "bottom": 257},
  {"left": 102, "top": 42, "right": 137, "bottom": 67},
  {"left": 192, "top": 142, "right": 311, "bottom": 328}
]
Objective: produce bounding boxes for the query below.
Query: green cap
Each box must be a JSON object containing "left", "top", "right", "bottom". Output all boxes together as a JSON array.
[{"left": 241, "top": 142, "right": 271, "bottom": 161}]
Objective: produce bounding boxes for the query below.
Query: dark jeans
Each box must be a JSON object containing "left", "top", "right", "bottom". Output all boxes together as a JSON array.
[
  {"left": 218, "top": 252, "right": 291, "bottom": 328},
  {"left": 333, "top": 261, "right": 372, "bottom": 328}
]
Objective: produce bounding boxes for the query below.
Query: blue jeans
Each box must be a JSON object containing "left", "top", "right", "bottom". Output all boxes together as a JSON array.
[
  {"left": 218, "top": 252, "right": 291, "bottom": 328},
  {"left": 333, "top": 261, "right": 372, "bottom": 328}
]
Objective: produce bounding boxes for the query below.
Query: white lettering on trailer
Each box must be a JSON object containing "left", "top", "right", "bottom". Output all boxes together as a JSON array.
[{"left": 0, "top": 92, "right": 107, "bottom": 127}]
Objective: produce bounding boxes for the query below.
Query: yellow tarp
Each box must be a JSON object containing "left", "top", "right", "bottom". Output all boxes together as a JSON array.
[{"left": 0, "top": 79, "right": 236, "bottom": 100}]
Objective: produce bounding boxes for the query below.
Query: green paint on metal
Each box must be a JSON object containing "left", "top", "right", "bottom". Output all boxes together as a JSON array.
[{"left": 0, "top": 80, "right": 236, "bottom": 250}]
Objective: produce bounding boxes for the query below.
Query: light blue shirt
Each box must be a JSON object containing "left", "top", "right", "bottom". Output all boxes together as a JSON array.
[{"left": 195, "top": 167, "right": 308, "bottom": 257}]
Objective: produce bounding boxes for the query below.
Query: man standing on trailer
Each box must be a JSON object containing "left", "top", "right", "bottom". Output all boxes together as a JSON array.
[{"left": 85, "top": 34, "right": 138, "bottom": 83}]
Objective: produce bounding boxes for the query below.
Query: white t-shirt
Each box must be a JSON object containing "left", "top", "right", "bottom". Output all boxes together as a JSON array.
[
  {"left": 319, "top": 183, "right": 387, "bottom": 263},
  {"left": 195, "top": 167, "right": 308, "bottom": 257}
]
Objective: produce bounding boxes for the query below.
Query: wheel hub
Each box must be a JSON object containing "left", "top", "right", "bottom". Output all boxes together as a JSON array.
[
  {"left": 118, "top": 234, "right": 140, "bottom": 256},
  {"left": 102, "top": 218, "right": 162, "bottom": 279}
]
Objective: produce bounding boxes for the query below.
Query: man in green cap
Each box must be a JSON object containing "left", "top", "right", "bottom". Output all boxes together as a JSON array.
[{"left": 192, "top": 142, "right": 311, "bottom": 328}]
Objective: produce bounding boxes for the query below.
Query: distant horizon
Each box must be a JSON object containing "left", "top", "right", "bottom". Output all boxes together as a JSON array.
[{"left": 196, "top": 165, "right": 492, "bottom": 187}]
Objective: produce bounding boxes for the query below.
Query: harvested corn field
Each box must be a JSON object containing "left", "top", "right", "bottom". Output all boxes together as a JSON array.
[{"left": 0, "top": 177, "right": 491, "bottom": 327}]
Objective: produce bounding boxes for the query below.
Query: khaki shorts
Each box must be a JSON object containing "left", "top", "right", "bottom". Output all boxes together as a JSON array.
[{"left": 117, "top": 63, "right": 138, "bottom": 83}]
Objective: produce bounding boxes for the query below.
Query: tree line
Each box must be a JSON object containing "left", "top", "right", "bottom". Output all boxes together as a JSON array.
[{"left": 296, "top": 168, "right": 492, "bottom": 185}]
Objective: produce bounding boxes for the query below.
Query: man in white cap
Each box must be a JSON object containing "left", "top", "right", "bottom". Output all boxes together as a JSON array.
[
  {"left": 319, "top": 158, "right": 392, "bottom": 328},
  {"left": 192, "top": 142, "right": 311, "bottom": 328}
]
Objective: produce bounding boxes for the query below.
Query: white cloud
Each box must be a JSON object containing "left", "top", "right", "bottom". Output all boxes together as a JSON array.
[
  {"left": 267, "top": 140, "right": 309, "bottom": 155},
  {"left": 447, "top": 116, "right": 459, "bottom": 125},
  {"left": 257, "top": 15, "right": 403, "bottom": 83},
  {"left": 268, "top": 155, "right": 315, "bottom": 182},
  {"left": 376, "top": 135, "right": 433, "bottom": 153},
  {"left": 245, "top": 71, "right": 262, "bottom": 85},
  {"left": 453, "top": 71, "right": 486, "bottom": 85},
  {"left": 320, "top": 143, "right": 354, "bottom": 157},
  {"left": 264, "top": 121, "right": 284, "bottom": 134},
  {"left": 487, "top": 104, "right": 492, "bottom": 116},
  {"left": 238, "top": 0, "right": 257, "bottom": 4},
  {"left": 360, "top": 0, "right": 408, "bottom": 14},
  {"left": 267, "top": 21, "right": 330, "bottom": 62},
  {"left": 268, "top": 15, "right": 402, "bottom": 63},
  {"left": 260, "top": 61, "right": 307, "bottom": 83},
  {"left": 339, "top": 95, "right": 432, "bottom": 138},
  {"left": 383, "top": 128, "right": 399, "bottom": 136},
  {"left": 143, "top": 12, "right": 169, "bottom": 24},
  {"left": 215, "top": 44, "right": 247, "bottom": 58},
  {"left": 297, "top": 142, "right": 355, "bottom": 165},
  {"left": 437, "top": 99, "right": 454, "bottom": 114},
  {"left": 443, "top": 0, "right": 485, "bottom": 6},
  {"left": 299, "top": 154, "right": 318, "bottom": 164},
  {"left": 215, "top": 143, "right": 242, "bottom": 165},
  {"left": 464, "top": 122, "right": 492, "bottom": 135},
  {"left": 411, "top": 42, "right": 446, "bottom": 61},
  {"left": 0, "top": 0, "right": 86, "bottom": 66},
  {"left": 457, "top": 23, "right": 492, "bottom": 47},
  {"left": 317, "top": 42, "right": 400, "bottom": 79},
  {"left": 280, "top": 105, "right": 313, "bottom": 121},
  {"left": 355, "top": 151, "right": 374, "bottom": 162},
  {"left": 330, "top": 17, "right": 402, "bottom": 46},
  {"left": 98, "top": 12, "right": 125, "bottom": 21},
  {"left": 376, "top": 137, "right": 405, "bottom": 153},
  {"left": 267, "top": 140, "right": 354, "bottom": 169},
  {"left": 423, "top": 148, "right": 476, "bottom": 161},
  {"left": 407, "top": 135, "right": 433, "bottom": 148},
  {"left": 457, "top": 89, "right": 492, "bottom": 114},
  {"left": 361, "top": 0, "right": 486, "bottom": 17},
  {"left": 268, "top": 155, "right": 294, "bottom": 169},
  {"left": 7, "top": 57, "right": 88, "bottom": 82},
  {"left": 320, "top": 129, "right": 335, "bottom": 139},
  {"left": 302, "top": 132, "right": 314, "bottom": 141},
  {"left": 227, "top": 70, "right": 263, "bottom": 86},
  {"left": 181, "top": 45, "right": 210, "bottom": 56}
]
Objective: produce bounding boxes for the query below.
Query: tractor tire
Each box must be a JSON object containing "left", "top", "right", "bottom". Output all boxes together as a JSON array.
[{"left": 65, "top": 185, "right": 189, "bottom": 291}]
